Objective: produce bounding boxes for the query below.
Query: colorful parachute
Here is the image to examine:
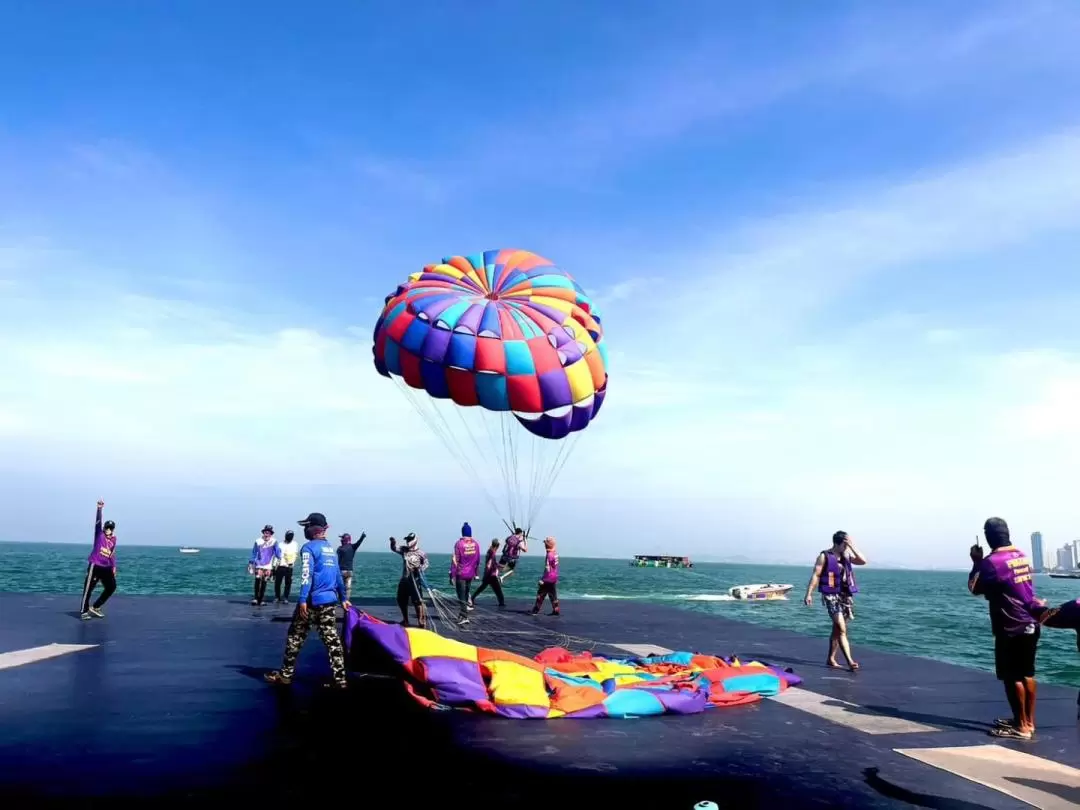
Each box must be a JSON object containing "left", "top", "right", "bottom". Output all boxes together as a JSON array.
[
  {"left": 345, "top": 610, "right": 802, "bottom": 719},
  {"left": 371, "top": 249, "right": 609, "bottom": 530}
]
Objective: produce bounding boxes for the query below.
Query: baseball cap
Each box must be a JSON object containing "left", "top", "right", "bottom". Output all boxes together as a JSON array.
[
  {"left": 298, "top": 512, "right": 328, "bottom": 528},
  {"left": 339, "top": 533, "right": 352, "bottom": 542}
]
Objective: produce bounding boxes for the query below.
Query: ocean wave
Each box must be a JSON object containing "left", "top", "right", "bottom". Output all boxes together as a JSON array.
[
  {"left": 574, "top": 592, "right": 738, "bottom": 603},
  {"left": 678, "top": 593, "right": 737, "bottom": 602}
]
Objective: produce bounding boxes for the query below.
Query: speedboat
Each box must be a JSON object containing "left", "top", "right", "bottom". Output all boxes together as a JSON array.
[
  {"left": 729, "top": 583, "right": 793, "bottom": 601},
  {"left": 179, "top": 547, "right": 200, "bottom": 554}
]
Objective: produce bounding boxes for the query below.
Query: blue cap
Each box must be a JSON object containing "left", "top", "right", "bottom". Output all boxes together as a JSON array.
[{"left": 461, "top": 522, "right": 472, "bottom": 537}]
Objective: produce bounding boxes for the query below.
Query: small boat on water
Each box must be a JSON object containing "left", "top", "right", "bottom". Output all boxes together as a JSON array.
[
  {"left": 179, "top": 547, "right": 200, "bottom": 554},
  {"left": 1049, "top": 572, "right": 1080, "bottom": 579},
  {"left": 729, "top": 583, "right": 793, "bottom": 601}
]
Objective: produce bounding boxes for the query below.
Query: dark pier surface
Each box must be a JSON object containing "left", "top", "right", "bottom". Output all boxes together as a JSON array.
[{"left": 2, "top": 592, "right": 1079, "bottom": 809}]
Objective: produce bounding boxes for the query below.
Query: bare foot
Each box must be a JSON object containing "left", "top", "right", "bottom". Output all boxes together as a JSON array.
[
  {"left": 826, "top": 659, "right": 842, "bottom": 668},
  {"left": 849, "top": 661, "right": 860, "bottom": 672}
]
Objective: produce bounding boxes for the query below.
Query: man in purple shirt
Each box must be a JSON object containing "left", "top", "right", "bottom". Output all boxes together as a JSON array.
[
  {"left": 968, "top": 517, "right": 1039, "bottom": 739},
  {"left": 450, "top": 522, "right": 480, "bottom": 625},
  {"left": 81, "top": 500, "right": 118, "bottom": 620}
]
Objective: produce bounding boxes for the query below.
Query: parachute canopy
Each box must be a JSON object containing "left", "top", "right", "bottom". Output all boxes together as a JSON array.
[
  {"left": 371, "top": 249, "right": 609, "bottom": 530},
  {"left": 372, "top": 249, "right": 608, "bottom": 440},
  {"left": 345, "top": 610, "right": 801, "bottom": 719}
]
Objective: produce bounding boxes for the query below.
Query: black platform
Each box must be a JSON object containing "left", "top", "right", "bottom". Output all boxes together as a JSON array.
[{"left": 1, "top": 592, "right": 1078, "bottom": 808}]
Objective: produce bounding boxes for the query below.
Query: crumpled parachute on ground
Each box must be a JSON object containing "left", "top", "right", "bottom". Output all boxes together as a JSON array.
[{"left": 345, "top": 610, "right": 802, "bottom": 719}]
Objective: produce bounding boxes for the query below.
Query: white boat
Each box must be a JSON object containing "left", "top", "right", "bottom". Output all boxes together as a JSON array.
[
  {"left": 178, "top": 547, "right": 200, "bottom": 554},
  {"left": 729, "top": 583, "right": 793, "bottom": 601}
]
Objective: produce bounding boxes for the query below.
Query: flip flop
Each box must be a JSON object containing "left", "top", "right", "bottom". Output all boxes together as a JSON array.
[
  {"left": 993, "top": 717, "right": 1016, "bottom": 728},
  {"left": 990, "top": 725, "right": 1032, "bottom": 740}
]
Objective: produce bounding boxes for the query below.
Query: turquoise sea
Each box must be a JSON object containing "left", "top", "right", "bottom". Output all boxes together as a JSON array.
[{"left": 6, "top": 541, "right": 1079, "bottom": 687}]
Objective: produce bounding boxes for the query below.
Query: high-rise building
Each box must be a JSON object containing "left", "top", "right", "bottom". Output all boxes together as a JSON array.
[
  {"left": 1058, "top": 544, "right": 1077, "bottom": 572},
  {"left": 1030, "top": 532, "right": 1044, "bottom": 573}
]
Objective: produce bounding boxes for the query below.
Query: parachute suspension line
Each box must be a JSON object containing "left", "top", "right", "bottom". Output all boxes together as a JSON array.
[
  {"left": 450, "top": 402, "right": 515, "bottom": 526},
  {"left": 391, "top": 378, "right": 505, "bottom": 521},
  {"left": 425, "top": 395, "right": 507, "bottom": 521},
  {"left": 526, "top": 431, "right": 583, "bottom": 535}
]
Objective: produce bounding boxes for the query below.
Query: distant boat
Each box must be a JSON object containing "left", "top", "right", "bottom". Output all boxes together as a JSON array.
[
  {"left": 630, "top": 555, "right": 693, "bottom": 569},
  {"left": 729, "top": 583, "right": 793, "bottom": 601},
  {"left": 179, "top": 547, "right": 200, "bottom": 554},
  {"left": 1049, "top": 572, "right": 1080, "bottom": 579}
]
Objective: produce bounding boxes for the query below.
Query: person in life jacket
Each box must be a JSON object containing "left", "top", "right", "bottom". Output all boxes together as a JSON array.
[
  {"left": 247, "top": 524, "right": 278, "bottom": 606},
  {"left": 804, "top": 530, "right": 867, "bottom": 671},
  {"left": 498, "top": 526, "right": 528, "bottom": 582}
]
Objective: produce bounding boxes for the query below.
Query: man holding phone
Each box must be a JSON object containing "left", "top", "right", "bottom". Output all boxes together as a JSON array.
[
  {"left": 804, "top": 530, "right": 867, "bottom": 671},
  {"left": 969, "top": 517, "right": 1039, "bottom": 740}
]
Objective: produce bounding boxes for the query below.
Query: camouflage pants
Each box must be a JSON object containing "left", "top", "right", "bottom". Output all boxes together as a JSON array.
[{"left": 280, "top": 604, "right": 347, "bottom": 685}]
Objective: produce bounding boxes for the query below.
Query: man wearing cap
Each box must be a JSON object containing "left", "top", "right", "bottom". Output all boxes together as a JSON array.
[
  {"left": 265, "top": 512, "right": 349, "bottom": 689},
  {"left": 336, "top": 530, "right": 367, "bottom": 601},
  {"left": 969, "top": 517, "right": 1040, "bottom": 739}
]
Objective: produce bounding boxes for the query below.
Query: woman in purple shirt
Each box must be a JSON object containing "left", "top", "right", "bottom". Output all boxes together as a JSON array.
[{"left": 530, "top": 537, "right": 560, "bottom": 616}]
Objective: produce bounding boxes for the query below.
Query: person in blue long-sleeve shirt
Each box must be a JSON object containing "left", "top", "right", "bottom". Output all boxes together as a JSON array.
[{"left": 265, "top": 512, "right": 349, "bottom": 689}]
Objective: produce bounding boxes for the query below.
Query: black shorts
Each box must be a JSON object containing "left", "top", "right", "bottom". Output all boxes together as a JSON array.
[
  {"left": 396, "top": 576, "right": 422, "bottom": 606},
  {"left": 500, "top": 558, "right": 517, "bottom": 571},
  {"left": 994, "top": 629, "right": 1040, "bottom": 681}
]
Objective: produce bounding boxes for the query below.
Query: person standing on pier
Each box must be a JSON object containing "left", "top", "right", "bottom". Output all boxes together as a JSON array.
[
  {"left": 471, "top": 539, "right": 506, "bottom": 607},
  {"left": 530, "top": 537, "right": 560, "bottom": 616},
  {"left": 80, "top": 500, "right": 118, "bottom": 620},
  {"left": 336, "top": 531, "right": 366, "bottom": 601},
  {"left": 450, "top": 522, "right": 480, "bottom": 625},
  {"left": 804, "top": 531, "right": 866, "bottom": 671},
  {"left": 498, "top": 527, "right": 528, "bottom": 582},
  {"left": 391, "top": 533, "right": 428, "bottom": 628},
  {"left": 969, "top": 517, "right": 1040, "bottom": 740},
  {"left": 264, "top": 512, "right": 349, "bottom": 689},
  {"left": 247, "top": 525, "right": 278, "bottom": 606},
  {"left": 273, "top": 530, "right": 299, "bottom": 603}
]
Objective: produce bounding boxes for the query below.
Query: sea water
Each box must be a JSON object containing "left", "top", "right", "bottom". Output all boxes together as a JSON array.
[{"left": 5, "top": 542, "right": 1079, "bottom": 686}]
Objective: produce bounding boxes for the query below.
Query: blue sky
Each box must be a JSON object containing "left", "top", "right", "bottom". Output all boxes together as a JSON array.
[{"left": 3, "top": 1, "right": 1080, "bottom": 566}]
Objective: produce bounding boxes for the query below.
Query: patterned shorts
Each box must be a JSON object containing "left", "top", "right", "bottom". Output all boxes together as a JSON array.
[{"left": 822, "top": 593, "right": 854, "bottom": 621}]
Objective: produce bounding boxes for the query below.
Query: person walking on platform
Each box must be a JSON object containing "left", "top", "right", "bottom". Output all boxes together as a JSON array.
[
  {"left": 472, "top": 539, "right": 506, "bottom": 608},
  {"left": 450, "top": 522, "right": 480, "bottom": 625},
  {"left": 336, "top": 531, "right": 366, "bottom": 600},
  {"left": 804, "top": 531, "right": 867, "bottom": 671},
  {"left": 264, "top": 512, "right": 349, "bottom": 690},
  {"left": 247, "top": 525, "right": 278, "bottom": 606},
  {"left": 81, "top": 500, "right": 118, "bottom": 620},
  {"left": 969, "top": 517, "right": 1040, "bottom": 740},
  {"left": 273, "top": 530, "right": 299, "bottom": 603},
  {"left": 530, "top": 537, "right": 560, "bottom": 616}
]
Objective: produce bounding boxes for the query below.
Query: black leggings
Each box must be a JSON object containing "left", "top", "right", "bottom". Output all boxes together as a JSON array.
[
  {"left": 274, "top": 566, "right": 293, "bottom": 601},
  {"left": 472, "top": 574, "right": 505, "bottom": 606},
  {"left": 81, "top": 564, "right": 117, "bottom": 613}
]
